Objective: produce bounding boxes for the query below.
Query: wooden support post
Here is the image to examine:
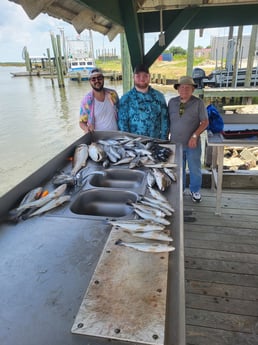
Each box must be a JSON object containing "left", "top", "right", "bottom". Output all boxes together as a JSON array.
[
  {"left": 186, "top": 30, "right": 195, "bottom": 76},
  {"left": 120, "top": 33, "right": 132, "bottom": 94},
  {"left": 50, "top": 32, "right": 65, "bottom": 88}
]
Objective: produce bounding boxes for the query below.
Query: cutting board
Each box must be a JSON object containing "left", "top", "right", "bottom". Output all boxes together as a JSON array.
[{"left": 71, "top": 226, "right": 170, "bottom": 345}]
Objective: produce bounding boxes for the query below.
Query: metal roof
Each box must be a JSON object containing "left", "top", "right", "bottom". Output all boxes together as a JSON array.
[{"left": 9, "top": 0, "right": 258, "bottom": 68}]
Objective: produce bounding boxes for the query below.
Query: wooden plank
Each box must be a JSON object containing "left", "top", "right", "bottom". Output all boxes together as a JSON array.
[
  {"left": 71, "top": 227, "right": 169, "bottom": 345},
  {"left": 185, "top": 230, "right": 258, "bottom": 245},
  {"left": 185, "top": 238, "right": 258, "bottom": 254},
  {"left": 185, "top": 280, "right": 258, "bottom": 301},
  {"left": 186, "top": 325, "right": 258, "bottom": 345},
  {"left": 185, "top": 268, "right": 258, "bottom": 288},
  {"left": 186, "top": 308, "right": 258, "bottom": 333},
  {"left": 185, "top": 247, "right": 258, "bottom": 264},
  {"left": 184, "top": 223, "right": 258, "bottom": 236},
  {"left": 183, "top": 213, "right": 258, "bottom": 229},
  {"left": 186, "top": 293, "right": 258, "bottom": 316},
  {"left": 185, "top": 256, "right": 258, "bottom": 275}
]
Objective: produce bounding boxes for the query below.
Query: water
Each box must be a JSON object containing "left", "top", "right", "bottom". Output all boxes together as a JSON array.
[{"left": 0, "top": 66, "right": 176, "bottom": 197}]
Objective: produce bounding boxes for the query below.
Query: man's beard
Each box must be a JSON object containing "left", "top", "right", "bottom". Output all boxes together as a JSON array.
[
  {"left": 135, "top": 81, "right": 149, "bottom": 90},
  {"left": 92, "top": 84, "right": 104, "bottom": 92}
]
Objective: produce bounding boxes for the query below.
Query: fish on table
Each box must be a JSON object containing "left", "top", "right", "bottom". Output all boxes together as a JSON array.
[
  {"left": 108, "top": 219, "right": 166, "bottom": 231},
  {"left": 71, "top": 144, "right": 89, "bottom": 176},
  {"left": 88, "top": 142, "right": 106, "bottom": 162},
  {"left": 124, "top": 229, "right": 173, "bottom": 242},
  {"left": 163, "top": 167, "right": 177, "bottom": 182},
  {"left": 16, "top": 184, "right": 67, "bottom": 213},
  {"left": 27, "top": 195, "right": 71, "bottom": 218},
  {"left": 8, "top": 186, "right": 43, "bottom": 221},
  {"left": 152, "top": 168, "right": 171, "bottom": 191},
  {"left": 130, "top": 202, "right": 167, "bottom": 218},
  {"left": 115, "top": 239, "right": 175, "bottom": 253},
  {"left": 134, "top": 208, "right": 170, "bottom": 225}
]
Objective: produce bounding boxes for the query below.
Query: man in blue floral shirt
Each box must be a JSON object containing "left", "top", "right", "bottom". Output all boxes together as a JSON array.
[{"left": 118, "top": 64, "right": 169, "bottom": 139}]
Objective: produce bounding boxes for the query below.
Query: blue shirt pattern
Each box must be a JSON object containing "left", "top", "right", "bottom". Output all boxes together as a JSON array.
[{"left": 118, "top": 86, "right": 169, "bottom": 139}]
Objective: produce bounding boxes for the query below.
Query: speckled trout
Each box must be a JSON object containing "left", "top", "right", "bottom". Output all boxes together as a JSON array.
[{"left": 115, "top": 239, "right": 175, "bottom": 253}]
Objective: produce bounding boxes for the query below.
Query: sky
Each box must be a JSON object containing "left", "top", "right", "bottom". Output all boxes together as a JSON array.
[{"left": 1, "top": 1, "right": 252, "bottom": 62}]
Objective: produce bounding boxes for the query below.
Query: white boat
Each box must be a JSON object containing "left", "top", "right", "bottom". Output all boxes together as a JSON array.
[
  {"left": 67, "top": 57, "right": 96, "bottom": 81},
  {"left": 66, "top": 32, "right": 96, "bottom": 81}
]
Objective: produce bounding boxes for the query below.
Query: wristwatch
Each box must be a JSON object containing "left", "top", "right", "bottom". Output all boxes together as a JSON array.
[{"left": 192, "top": 133, "right": 197, "bottom": 139}]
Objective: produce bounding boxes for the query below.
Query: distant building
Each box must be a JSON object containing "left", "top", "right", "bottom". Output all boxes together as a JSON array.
[
  {"left": 194, "top": 48, "right": 211, "bottom": 58},
  {"left": 210, "top": 35, "right": 258, "bottom": 61},
  {"left": 95, "top": 48, "right": 119, "bottom": 60}
]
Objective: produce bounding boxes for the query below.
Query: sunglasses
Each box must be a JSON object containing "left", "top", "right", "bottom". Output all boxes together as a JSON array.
[
  {"left": 179, "top": 102, "right": 184, "bottom": 116},
  {"left": 90, "top": 76, "right": 104, "bottom": 82}
]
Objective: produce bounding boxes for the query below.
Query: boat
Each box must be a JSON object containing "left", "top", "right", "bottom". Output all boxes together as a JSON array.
[
  {"left": 192, "top": 66, "right": 258, "bottom": 88},
  {"left": 66, "top": 32, "right": 96, "bottom": 81},
  {"left": 67, "top": 57, "right": 96, "bottom": 81},
  {"left": 0, "top": 130, "right": 184, "bottom": 345}
]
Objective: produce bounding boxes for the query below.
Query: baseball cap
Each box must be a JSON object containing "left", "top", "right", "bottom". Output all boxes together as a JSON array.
[
  {"left": 134, "top": 63, "right": 149, "bottom": 74},
  {"left": 89, "top": 68, "right": 104, "bottom": 79}
]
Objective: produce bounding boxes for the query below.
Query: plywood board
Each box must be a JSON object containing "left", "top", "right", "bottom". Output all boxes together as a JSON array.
[{"left": 71, "top": 227, "right": 169, "bottom": 345}]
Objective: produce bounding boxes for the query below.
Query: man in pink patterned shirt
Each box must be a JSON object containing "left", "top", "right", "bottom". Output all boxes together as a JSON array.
[{"left": 79, "top": 68, "right": 119, "bottom": 133}]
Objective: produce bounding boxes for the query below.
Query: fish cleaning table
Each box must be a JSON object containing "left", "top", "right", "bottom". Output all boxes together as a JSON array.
[
  {"left": 71, "top": 141, "right": 184, "bottom": 345},
  {"left": 0, "top": 131, "right": 185, "bottom": 345}
]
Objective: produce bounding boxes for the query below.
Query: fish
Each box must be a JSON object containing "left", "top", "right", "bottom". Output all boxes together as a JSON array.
[
  {"left": 134, "top": 208, "right": 170, "bottom": 225},
  {"left": 131, "top": 203, "right": 167, "bottom": 218},
  {"left": 128, "top": 154, "right": 143, "bottom": 169},
  {"left": 71, "top": 144, "right": 89, "bottom": 176},
  {"left": 163, "top": 167, "right": 177, "bottom": 182},
  {"left": 103, "top": 145, "right": 119, "bottom": 163},
  {"left": 148, "top": 186, "right": 169, "bottom": 202},
  {"left": 152, "top": 168, "right": 171, "bottom": 191},
  {"left": 28, "top": 195, "right": 71, "bottom": 217},
  {"left": 112, "top": 156, "right": 135, "bottom": 166},
  {"left": 88, "top": 142, "right": 106, "bottom": 162},
  {"left": 108, "top": 219, "right": 165, "bottom": 231},
  {"left": 16, "top": 184, "right": 67, "bottom": 212},
  {"left": 115, "top": 239, "right": 175, "bottom": 253},
  {"left": 143, "top": 196, "right": 175, "bottom": 213},
  {"left": 138, "top": 200, "right": 173, "bottom": 216},
  {"left": 150, "top": 144, "right": 172, "bottom": 162},
  {"left": 52, "top": 173, "right": 76, "bottom": 186},
  {"left": 8, "top": 187, "right": 43, "bottom": 221},
  {"left": 146, "top": 171, "right": 156, "bottom": 187},
  {"left": 124, "top": 230, "right": 173, "bottom": 242}
]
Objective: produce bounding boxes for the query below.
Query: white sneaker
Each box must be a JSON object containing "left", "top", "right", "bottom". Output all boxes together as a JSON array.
[{"left": 191, "top": 191, "right": 202, "bottom": 203}]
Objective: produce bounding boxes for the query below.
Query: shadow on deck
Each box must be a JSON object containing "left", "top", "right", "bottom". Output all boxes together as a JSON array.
[{"left": 183, "top": 188, "right": 258, "bottom": 345}]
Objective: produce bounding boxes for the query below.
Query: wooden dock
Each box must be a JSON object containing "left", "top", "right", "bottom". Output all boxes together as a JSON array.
[{"left": 183, "top": 188, "right": 258, "bottom": 345}]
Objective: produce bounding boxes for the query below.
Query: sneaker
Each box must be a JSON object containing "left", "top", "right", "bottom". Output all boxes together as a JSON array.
[{"left": 191, "top": 191, "right": 202, "bottom": 203}]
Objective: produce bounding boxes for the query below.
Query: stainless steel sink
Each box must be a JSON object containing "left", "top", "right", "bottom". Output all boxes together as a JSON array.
[
  {"left": 87, "top": 169, "right": 146, "bottom": 192},
  {"left": 70, "top": 189, "right": 138, "bottom": 218}
]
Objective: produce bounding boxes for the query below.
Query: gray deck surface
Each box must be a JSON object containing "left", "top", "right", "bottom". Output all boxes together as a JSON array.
[{"left": 183, "top": 188, "right": 258, "bottom": 345}]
